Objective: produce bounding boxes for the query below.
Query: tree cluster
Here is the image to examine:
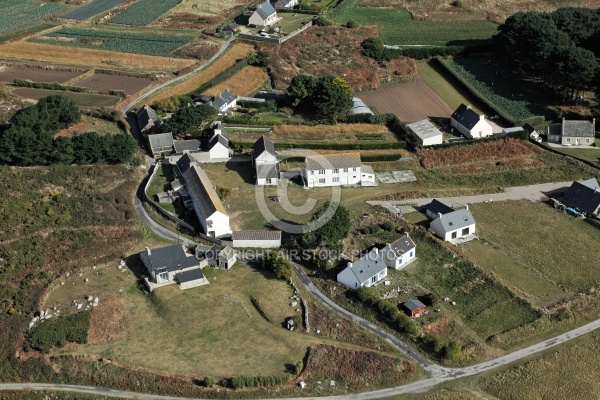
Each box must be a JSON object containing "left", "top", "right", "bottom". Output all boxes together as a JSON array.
[
  {"left": 497, "top": 8, "right": 600, "bottom": 100},
  {"left": 261, "top": 251, "right": 294, "bottom": 280},
  {"left": 287, "top": 75, "right": 353, "bottom": 121},
  {"left": 301, "top": 202, "right": 351, "bottom": 250},
  {"left": 357, "top": 287, "right": 419, "bottom": 336},
  {"left": 0, "top": 95, "right": 137, "bottom": 166},
  {"left": 161, "top": 104, "right": 217, "bottom": 138},
  {"left": 422, "top": 334, "right": 462, "bottom": 360}
]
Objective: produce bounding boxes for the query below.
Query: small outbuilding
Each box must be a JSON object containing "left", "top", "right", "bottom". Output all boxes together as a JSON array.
[
  {"left": 407, "top": 119, "right": 443, "bottom": 146},
  {"left": 232, "top": 230, "right": 282, "bottom": 248},
  {"left": 403, "top": 299, "right": 427, "bottom": 317}
]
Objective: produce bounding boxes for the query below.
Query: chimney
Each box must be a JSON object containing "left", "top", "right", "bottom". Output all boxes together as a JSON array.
[
  {"left": 480, "top": 114, "right": 485, "bottom": 121},
  {"left": 438, "top": 212, "right": 443, "bottom": 219},
  {"left": 145, "top": 247, "right": 151, "bottom": 256},
  {"left": 466, "top": 105, "right": 471, "bottom": 110},
  {"left": 593, "top": 118, "right": 596, "bottom": 134},
  {"left": 465, "top": 204, "right": 469, "bottom": 210}
]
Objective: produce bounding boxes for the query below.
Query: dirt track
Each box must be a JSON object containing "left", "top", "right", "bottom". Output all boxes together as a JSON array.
[{"left": 360, "top": 80, "right": 454, "bottom": 122}]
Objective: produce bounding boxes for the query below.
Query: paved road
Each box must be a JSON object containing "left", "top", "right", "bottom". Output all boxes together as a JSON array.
[
  {"left": 367, "top": 181, "right": 572, "bottom": 210},
  {"left": 121, "top": 36, "right": 236, "bottom": 113}
]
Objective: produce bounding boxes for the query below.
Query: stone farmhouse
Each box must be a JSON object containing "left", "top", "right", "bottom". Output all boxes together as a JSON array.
[
  {"left": 252, "top": 135, "right": 279, "bottom": 185},
  {"left": 249, "top": 2, "right": 278, "bottom": 26},
  {"left": 451, "top": 103, "right": 493, "bottom": 139},
  {"left": 176, "top": 154, "right": 231, "bottom": 238},
  {"left": 301, "top": 152, "right": 375, "bottom": 188},
  {"left": 146, "top": 132, "right": 174, "bottom": 157},
  {"left": 137, "top": 104, "right": 158, "bottom": 133},
  {"left": 547, "top": 118, "right": 595, "bottom": 146}
]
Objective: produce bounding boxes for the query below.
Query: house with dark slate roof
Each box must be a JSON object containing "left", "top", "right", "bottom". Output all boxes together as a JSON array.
[
  {"left": 137, "top": 104, "right": 158, "bottom": 133},
  {"left": 208, "top": 121, "right": 230, "bottom": 159},
  {"left": 252, "top": 135, "right": 279, "bottom": 185},
  {"left": 382, "top": 233, "right": 416, "bottom": 270},
  {"left": 211, "top": 89, "right": 237, "bottom": 113},
  {"left": 302, "top": 152, "right": 375, "bottom": 188},
  {"left": 425, "top": 199, "right": 455, "bottom": 220},
  {"left": 450, "top": 103, "right": 493, "bottom": 139},
  {"left": 173, "top": 139, "right": 201, "bottom": 154},
  {"left": 547, "top": 118, "right": 595, "bottom": 146},
  {"left": 146, "top": 132, "right": 174, "bottom": 156},
  {"left": 140, "top": 244, "right": 208, "bottom": 291},
  {"left": 249, "top": 1, "right": 278, "bottom": 26},
  {"left": 430, "top": 206, "right": 476, "bottom": 242},
  {"left": 337, "top": 247, "right": 388, "bottom": 289},
  {"left": 272, "top": 0, "right": 297, "bottom": 9},
  {"left": 232, "top": 230, "right": 282, "bottom": 248},
  {"left": 561, "top": 178, "right": 600, "bottom": 217}
]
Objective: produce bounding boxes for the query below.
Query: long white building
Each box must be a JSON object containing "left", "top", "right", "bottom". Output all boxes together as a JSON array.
[{"left": 302, "top": 152, "right": 374, "bottom": 188}]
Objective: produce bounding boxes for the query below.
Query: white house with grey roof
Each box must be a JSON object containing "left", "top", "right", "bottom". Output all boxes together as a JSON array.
[
  {"left": 430, "top": 207, "right": 476, "bottom": 242},
  {"left": 211, "top": 89, "right": 237, "bottom": 113},
  {"left": 337, "top": 247, "right": 388, "bottom": 289},
  {"left": 407, "top": 119, "right": 443, "bottom": 146},
  {"left": 140, "top": 244, "right": 208, "bottom": 292},
  {"left": 137, "top": 104, "right": 158, "bottom": 133},
  {"left": 382, "top": 233, "right": 416, "bottom": 270},
  {"left": 176, "top": 155, "right": 231, "bottom": 238},
  {"left": 146, "top": 132, "right": 174, "bottom": 157},
  {"left": 208, "top": 121, "right": 231, "bottom": 159},
  {"left": 547, "top": 118, "right": 595, "bottom": 146},
  {"left": 252, "top": 135, "right": 279, "bottom": 185},
  {"left": 302, "top": 152, "right": 374, "bottom": 188},
  {"left": 451, "top": 104, "right": 493, "bottom": 139},
  {"left": 232, "top": 230, "right": 282, "bottom": 248},
  {"left": 249, "top": 2, "right": 278, "bottom": 26}
]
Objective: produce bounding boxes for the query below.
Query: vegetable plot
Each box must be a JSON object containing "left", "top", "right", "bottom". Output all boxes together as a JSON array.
[
  {"left": 62, "top": 0, "right": 128, "bottom": 21},
  {"left": 0, "top": 0, "right": 68, "bottom": 36},
  {"left": 109, "top": 0, "right": 181, "bottom": 26}
]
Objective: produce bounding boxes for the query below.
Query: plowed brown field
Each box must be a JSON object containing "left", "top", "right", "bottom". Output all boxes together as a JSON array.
[{"left": 359, "top": 80, "right": 453, "bottom": 122}]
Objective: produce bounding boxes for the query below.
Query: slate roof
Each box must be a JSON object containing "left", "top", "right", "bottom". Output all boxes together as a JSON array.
[
  {"left": 223, "top": 23, "right": 239, "bottom": 32},
  {"left": 176, "top": 153, "right": 195, "bottom": 175},
  {"left": 347, "top": 97, "right": 373, "bottom": 116},
  {"left": 523, "top": 123, "right": 537, "bottom": 135},
  {"left": 433, "top": 209, "right": 475, "bottom": 232},
  {"left": 451, "top": 103, "right": 483, "bottom": 130},
  {"left": 140, "top": 245, "right": 199, "bottom": 274},
  {"left": 232, "top": 230, "right": 282, "bottom": 241},
  {"left": 210, "top": 133, "right": 229, "bottom": 150},
  {"left": 175, "top": 268, "right": 205, "bottom": 283},
  {"left": 305, "top": 152, "right": 361, "bottom": 171},
  {"left": 256, "top": 163, "right": 279, "bottom": 179},
  {"left": 147, "top": 132, "right": 173, "bottom": 154},
  {"left": 173, "top": 139, "right": 201, "bottom": 154},
  {"left": 407, "top": 119, "right": 443, "bottom": 141},
  {"left": 255, "top": 1, "right": 276, "bottom": 19},
  {"left": 347, "top": 248, "right": 387, "bottom": 284},
  {"left": 212, "top": 89, "right": 236, "bottom": 110},
  {"left": 426, "top": 199, "right": 454, "bottom": 217},
  {"left": 182, "top": 165, "right": 227, "bottom": 216},
  {"left": 561, "top": 179, "right": 600, "bottom": 215},
  {"left": 137, "top": 104, "right": 157, "bottom": 131},
  {"left": 212, "top": 121, "right": 229, "bottom": 140},
  {"left": 404, "top": 299, "right": 426, "bottom": 311},
  {"left": 361, "top": 164, "right": 374, "bottom": 175},
  {"left": 275, "top": 0, "right": 293, "bottom": 7},
  {"left": 562, "top": 119, "right": 594, "bottom": 137},
  {"left": 387, "top": 234, "right": 416, "bottom": 258},
  {"left": 252, "top": 135, "right": 276, "bottom": 160}
]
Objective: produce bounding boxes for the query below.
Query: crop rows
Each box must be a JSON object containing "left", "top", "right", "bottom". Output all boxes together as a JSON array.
[
  {"left": 109, "top": 0, "right": 181, "bottom": 26},
  {"left": 62, "top": 0, "right": 127, "bottom": 21},
  {"left": 0, "top": 0, "right": 68, "bottom": 36},
  {"left": 29, "top": 28, "right": 191, "bottom": 57}
]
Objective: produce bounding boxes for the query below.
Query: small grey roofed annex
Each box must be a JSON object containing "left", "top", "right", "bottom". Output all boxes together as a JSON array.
[
  {"left": 407, "top": 119, "right": 442, "bottom": 140},
  {"left": 255, "top": 1, "right": 276, "bottom": 19},
  {"left": 173, "top": 139, "right": 201, "bottom": 154},
  {"left": 176, "top": 268, "right": 205, "bottom": 284},
  {"left": 426, "top": 199, "right": 454, "bottom": 216},
  {"left": 451, "top": 103, "right": 482, "bottom": 130}
]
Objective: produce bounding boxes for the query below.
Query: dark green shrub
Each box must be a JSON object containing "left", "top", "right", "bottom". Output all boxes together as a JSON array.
[
  {"left": 204, "top": 376, "right": 215, "bottom": 387},
  {"left": 346, "top": 20, "right": 359, "bottom": 28},
  {"left": 382, "top": 221, "right": 395, "bottom": 231},
  {"left": 26, "top": 311, "right": 90, "bottom": 353}
]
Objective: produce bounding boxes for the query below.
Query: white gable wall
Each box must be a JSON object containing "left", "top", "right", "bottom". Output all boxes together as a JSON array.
[
  {"left": 303, "top": 166, "right": 361, "bottom": 188},
  {"left": 430, "top": 219, "right": 476, "bottom": 241},
  {"left": 254, "top": 151, "right": 277, "bottom": 164},
  {"left": 209, "top": 142, "right": 230, "bottom": 159},
  {"left": 205, "top": 211, "right": 232, "bottom": 238}
]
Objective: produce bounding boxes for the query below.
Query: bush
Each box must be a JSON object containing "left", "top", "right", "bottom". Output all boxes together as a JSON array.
[
  {"left": 26, "top": 311, "right": 90, "bottom": 353},
  {"left": 362, "top": 224, "right": 380, "bottom": 234},
  {"left": 204, "top": 376, "right": 215, "bottom": 387},
  {"left": 345, "top": 20, "right": 359, "bottom": 28},
  {"left": 382, "top": 221, "right": 395, "bottom": 231},
  {"left": 443, "top": 340, "right": 462, "bottom": 360},
  {"left": 262, "top": 251, "right": 293, "bottom": 280},
  {"left": 313, "top": 16, "right": 332, "bottom": 26},
  {"left": 294, "top": 360, "right": 304, "bottom": 374}
]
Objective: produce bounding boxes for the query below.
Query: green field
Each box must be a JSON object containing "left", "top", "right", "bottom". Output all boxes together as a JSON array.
[
  {"left": 440, "top": 56, "right": 556, "bottom": 122},
  {"left": 0, "top": 0, "right": 68, "bottom": 37},
  {"left": 109, "top": 0, "right": 181, "bottom": 26},
  {"left": 331, "top": 1, "right": 497, "bottom": 45},
  {"left": 543, "top": 140, "right": 600, "bottom": 167},
  {"left": 29, "top": 27, "right": 191, "bottom": 57},
  {"left": 12, "top": 88, "right": 120, "bottom": 108}
]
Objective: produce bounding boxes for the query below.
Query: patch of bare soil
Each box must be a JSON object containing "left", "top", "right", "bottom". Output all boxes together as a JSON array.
[
  {"left": 265, "top": 26, "right": 417, "bottom": 91},
  {"left": 87, "top": 298, "right": 128, "bottom": 345},
  {"left": 300, "top": 344, "right": 416, "bottom": 388}
]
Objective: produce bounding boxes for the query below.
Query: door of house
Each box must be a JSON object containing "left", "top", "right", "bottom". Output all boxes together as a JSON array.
[{"left": 576, "top": 138, "right": 581, "bottom": 145}]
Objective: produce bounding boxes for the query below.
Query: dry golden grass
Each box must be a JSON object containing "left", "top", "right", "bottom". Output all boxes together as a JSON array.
[
  {"left": 166, "top": 0, "right": 251, "bottom": 17},
  {"left": 145, "top": 42, "right": 253, "bottom": 104},
  {"left": 204, "top": 65, "right": 268, "bottom": 97},
  {"left": 273, "top": 123, "right": 390, "bottom": 136},
  {"left": 0, "top": 42, "right": 196, "bottom": 72}
]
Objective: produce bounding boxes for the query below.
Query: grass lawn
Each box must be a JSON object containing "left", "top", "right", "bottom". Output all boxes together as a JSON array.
[
  {"left": 542, "top": 140, "right": 600, "bottom": 167},
  {"left": 277, "top": 14, "right": 314, "bottom": 35},
  {"left": 146, "top": 163, "right": 174, "bottom": 201},
  {"left": 11, "top": 88, "right": 120, "bottom": 108}
]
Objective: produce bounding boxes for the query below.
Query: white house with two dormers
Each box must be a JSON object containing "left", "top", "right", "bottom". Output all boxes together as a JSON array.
[
  {"left": 382, "top": 234, "right": 416, "bottom": 270},
  {"left": 301, "top": 152, "right": 375, "bottom": 188}
]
